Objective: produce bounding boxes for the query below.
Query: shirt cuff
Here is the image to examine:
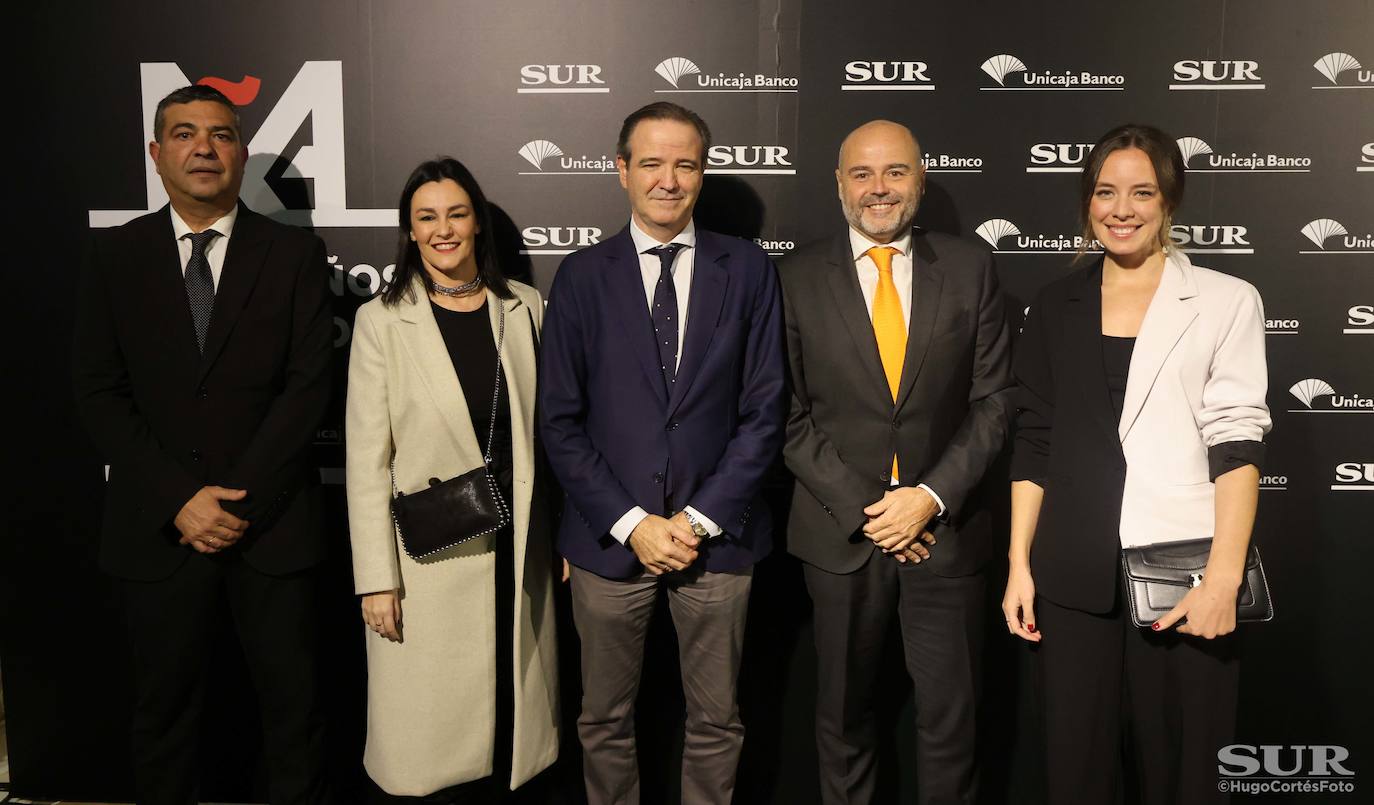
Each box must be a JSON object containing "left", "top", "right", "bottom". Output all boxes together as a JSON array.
[
  {"left": 917, "top": 483, "right": 948, "bottom": 518},
  {"left": 1208, "top": 440, "right": 1265, "bottom": 482},
  {"left": 684, "top": 506, "right": 724, "bottom": 538},
  {"left": 609, "top": 507, "right": 649, "bottom": 545}
]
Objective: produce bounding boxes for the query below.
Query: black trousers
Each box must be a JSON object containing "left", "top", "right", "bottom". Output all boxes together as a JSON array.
[
  {"left": 1035, "top": 585, "right": 1239, "bottom": 805},
  {"left": 121, "top": 551, "right": 329, "bottom": 805},
  {"left": 804, "top": 551, "right": 985, "bottom": 805}
]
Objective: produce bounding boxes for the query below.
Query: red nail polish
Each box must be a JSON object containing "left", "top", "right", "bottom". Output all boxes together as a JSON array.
[
  {"left": 1151, "top": 622, "right": 1161, "bottom": 631},
  {"left": 1027, "top": 624, "right": 1036, "bottom": 633}
]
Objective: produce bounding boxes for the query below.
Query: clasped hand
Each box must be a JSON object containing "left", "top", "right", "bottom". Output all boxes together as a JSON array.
[
  {"left": 862, "top": 486, "right": 938, "bottom": 564},
  {"left": 627, "top": 512, "right": 700, "bottom": 575},
  {"left": 174, "top": 485, "right": 250, "bottom": 554}
]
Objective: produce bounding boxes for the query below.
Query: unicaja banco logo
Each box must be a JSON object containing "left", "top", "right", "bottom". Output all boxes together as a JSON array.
[
  {"left": 1175, "top": 136, "right": 1310, "bottom": 173},
  {"left": 975, "top": 218, "right": 1098, "bottom": 254},
  {"left": 980, "top": 54, "right": 1124, "bottom": 90},
  {"left": 1299, "top": 218, "right": 1374, "bottom": 254},
  {"left": 653, "top": 56, "right": 798, "bottom": 92},
  {"left": 1288, "top": 378, "right": 1373, "bottom": 413},
  {"left": 516, "top": 139, "right": 615, "bottom": 175},
  {"left": 1312, "top": 52, "right": 1371, "bottom": 88}
]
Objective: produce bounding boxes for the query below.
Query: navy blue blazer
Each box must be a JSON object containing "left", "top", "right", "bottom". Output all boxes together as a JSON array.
[{"left": 538, "top": 225, "right": 787, "bottom": 579}]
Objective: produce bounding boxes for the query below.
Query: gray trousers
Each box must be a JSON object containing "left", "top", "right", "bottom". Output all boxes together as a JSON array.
[{"left": 569, "top": 563, "right": 753, "bottom": 805}]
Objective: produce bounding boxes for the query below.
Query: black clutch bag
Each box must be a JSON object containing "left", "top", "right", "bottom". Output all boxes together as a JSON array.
[
  {"left": 1120, "top": 538, "right": 1273, "bottom": 628},
  {"left": 390, "top": 303, "right": 511, "bottom": 560}
]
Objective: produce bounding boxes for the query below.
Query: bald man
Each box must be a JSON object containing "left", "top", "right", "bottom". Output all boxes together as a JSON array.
[{"left": 778, "top": 120, "right": 1013, "bottom": 805}]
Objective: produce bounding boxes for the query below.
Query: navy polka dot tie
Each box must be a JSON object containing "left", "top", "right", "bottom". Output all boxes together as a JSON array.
[
  {"left": 183, "top": 229, "right": 220, "bottom": 353},
  {"left": 648, "top": 243, "right": 685, "bottom": 393}
]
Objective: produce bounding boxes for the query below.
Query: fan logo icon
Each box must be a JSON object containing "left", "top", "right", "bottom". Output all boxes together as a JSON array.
[
  {"left": 974, "top": 219, "right": 1098, "bottom": 254},
  {"left": 979, "top": 54, "right": 1125, "bottom": 91},
  {"left": 1312, "top": 52, "right": 1373, "bottom": 88},
  {"left": 1169, "top": 59, "right": 1264, "bottom": 90},
  {"left": 516, "top": 139, "right": 615, "bottom": 175},
  {"left": 1298, "top": 219, "right": 1374, "bottom": 255},
  {"left": 1175, "top": 136, "right": 1311, "bottom": 173},
  {"left": 653, "top": 56, "right": 798, "bottom": 93},
  {"left": 1288, "top": 378, "right": 1373, "bottom": 413}
]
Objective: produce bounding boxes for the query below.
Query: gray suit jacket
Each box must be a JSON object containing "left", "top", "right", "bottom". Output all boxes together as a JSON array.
[{"left": 779, "top": 229, "right": 1014, "bottom": 576}]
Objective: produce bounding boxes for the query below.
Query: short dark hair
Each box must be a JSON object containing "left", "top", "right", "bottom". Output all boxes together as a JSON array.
[
  {"left": 381, "top": 157, "right": 512, "bottom": 307},
  {"left": 1078, "top": 123, "right": 1186, "bottom": 258},
  {"left": 153, "top": 85, "right": 241, "bottom": 143},
  {"left": 615, "top": 102, "right": 711, "bottom": 164}
]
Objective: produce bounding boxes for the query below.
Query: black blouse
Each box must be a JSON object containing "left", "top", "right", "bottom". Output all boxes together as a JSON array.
[{"left": 430, "top": 300, "right": 514, "bottom": 493}]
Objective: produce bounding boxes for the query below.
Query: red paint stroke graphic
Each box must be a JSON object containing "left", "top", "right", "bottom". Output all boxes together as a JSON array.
[{"left": 196, "top": 75, "right": 262, "bottom": 106}]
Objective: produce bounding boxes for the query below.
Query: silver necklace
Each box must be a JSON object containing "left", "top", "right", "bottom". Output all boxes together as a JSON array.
[{"left": 430, "top": 274, "right": 483, "bottom": 296}]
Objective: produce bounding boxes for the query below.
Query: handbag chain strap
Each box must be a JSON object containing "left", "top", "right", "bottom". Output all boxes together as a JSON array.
[{"left": 482, "top": 302, "right": 506, "bottom": 466}]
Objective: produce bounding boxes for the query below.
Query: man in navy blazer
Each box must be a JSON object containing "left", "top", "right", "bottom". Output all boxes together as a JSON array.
[{"left": 539, "top": 101, "right": 786, "bottom": 804}]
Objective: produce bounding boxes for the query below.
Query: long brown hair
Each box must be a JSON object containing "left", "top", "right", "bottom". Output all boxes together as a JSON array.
[{"left": 1076, "top": 124, "right": 1185, "bottom": 261}]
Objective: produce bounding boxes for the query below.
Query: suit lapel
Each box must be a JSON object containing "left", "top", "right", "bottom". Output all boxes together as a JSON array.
[
  {"left": 894, "top": 232, "right": 945, "bottom": 411},
  {"left": 197, "top": 203, "right": 269, "bottom": 383},
  {"left": 603, "top": 228, "right": 670, "bottom": 410},
  {"left": 1065, "top": 261, "right": 1124, "bottom": 448},
  {"left": 667, "top": 231, "right": 728, "bottom": 416},
  {"left": 491, "top": 289, "right": 533, "bottom": 482},
  {"left": 396, "top": 279, "right": 484, "bottom": 463},
  {"left": 1118, "top": 252, "right": 1200, "bottom": 442},
  {"left": 144, "top": 207, "right": 202, "bottom": 370},
  {"left": 824, "top": 234, "right": 890, "bottom": 396}
]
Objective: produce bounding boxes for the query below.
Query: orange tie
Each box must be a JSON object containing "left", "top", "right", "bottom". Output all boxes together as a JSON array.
[{"left": 868, "top": 246, "right": 904, "bottom": 481}]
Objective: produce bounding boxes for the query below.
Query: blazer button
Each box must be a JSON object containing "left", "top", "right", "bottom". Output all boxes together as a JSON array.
[
  {"left": 666, "top": 422, "right": 679, "bottom": 431},
  {"left": 197, "top": 386, "right": 208, "bottom": 399},
  {"left": 653, "top": 472, "right": 664, "bottom": 484},
  {"left": 190, "top": 448, "right": 202, "bottom": 461},
  {"left": 879, "top": 471, "right": 890, "bottom": 482}
]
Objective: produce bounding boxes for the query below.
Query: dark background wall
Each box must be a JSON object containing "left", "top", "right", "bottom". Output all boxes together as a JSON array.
[{"left": 5, "top": 1, "right": 1372, "bottom": 802}]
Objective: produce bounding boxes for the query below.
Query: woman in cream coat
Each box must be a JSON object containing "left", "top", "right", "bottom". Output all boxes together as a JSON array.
[
  {"left": 346, "top": 157, "right": 558, "bottom": 800},
  {"left": 1003, "top": 125, "right": 1270, "bottom": 805}
]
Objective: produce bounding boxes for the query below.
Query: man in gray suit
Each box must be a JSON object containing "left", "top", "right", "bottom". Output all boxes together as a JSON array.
[{"left": 778, "top": 120, "right": 1013, "bottom": 805}]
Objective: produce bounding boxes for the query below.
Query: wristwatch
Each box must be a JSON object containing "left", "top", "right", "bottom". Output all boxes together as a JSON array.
[{"left": 684, "top": 511, "right": 710, "bottom": 539}]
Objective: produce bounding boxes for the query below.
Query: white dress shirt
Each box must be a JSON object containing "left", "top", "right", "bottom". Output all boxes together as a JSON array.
[
  {"left": 609, "top": 218, "right": 722, "bottom": 544},
  {"left": 848, "top": 227, "right": 947, "bottom": 516},
  {"left": 170, "top": 205, "right": 239, "bottom": 291}
]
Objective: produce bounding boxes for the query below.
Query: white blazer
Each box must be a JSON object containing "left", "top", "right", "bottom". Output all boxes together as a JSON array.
[{"left": 1117, "top": 251, "right": 1272, "bottom": 547}]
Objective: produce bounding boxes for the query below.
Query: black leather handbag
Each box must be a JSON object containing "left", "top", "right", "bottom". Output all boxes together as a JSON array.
[
  {"left": 1120, "top": 538, "right": 1273, "bottom": 628},
  {"left": 390, "top": 304, "right": 511, "bottom": 559}
]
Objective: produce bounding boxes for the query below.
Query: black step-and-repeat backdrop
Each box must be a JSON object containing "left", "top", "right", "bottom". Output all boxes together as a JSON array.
[{"left": 7, "top": 0, "right": 1372, "bottom": 802}]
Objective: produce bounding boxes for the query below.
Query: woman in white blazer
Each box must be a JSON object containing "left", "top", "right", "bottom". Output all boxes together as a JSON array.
[
  {"left": 1002, "top": 125, "right": 1271, "bottom": 805},
  {"left": 346, "top": 158, "right": 559, "bottom": 801}
]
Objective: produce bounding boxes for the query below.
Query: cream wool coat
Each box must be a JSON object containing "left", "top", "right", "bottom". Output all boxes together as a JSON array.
[{"left": 345, "top": 278, "right": 558, "bottom": 795}]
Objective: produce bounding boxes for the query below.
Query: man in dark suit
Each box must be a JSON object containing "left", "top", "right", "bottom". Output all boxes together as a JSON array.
[
  {"left": 779, "top": 120, "right": 1013, "bottom": 805},
  {"left": 539, "top": 101, "right": 786, "bottom": 805},
  {"left": 72, "top": 85, "right": 333, "bottom": 804}
]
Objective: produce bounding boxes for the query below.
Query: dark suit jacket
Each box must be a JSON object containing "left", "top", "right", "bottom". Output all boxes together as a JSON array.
[
  {"left": 539, "top": 225, "right": 787, "bottom": 579},
  {"left": 1010, "top": 257, "right": 1270, "bottom": 613},
  {"left": 779, "top": 229, "right": 1013, "bottom": 577},
  {"left": 73, "top": 203, "right": 334, "bottom": 581}
]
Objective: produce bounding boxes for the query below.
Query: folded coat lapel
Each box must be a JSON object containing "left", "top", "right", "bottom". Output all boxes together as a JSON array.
[
  {"left": 894, "top": 234, "right": 944, "bottom": 411},
  {"left": 604, "top": 230, "right": 670, "bottom": 410},
  {"left": 196, "top": 206, "right": 268, "bottom": 384},
  {"left": 824, "top": 235, "right": 890, "bottom": 397},
  {"left": 667, "top": 233, "right": 727, "bottom": 417},
  {"left": 1118, "top": 254, "right": 1199, "bottom": 442},
  {"left": 490, "top": 289, "right": 532, "bottom": 481},
  {"left": 146, "top": 209, "right": 202, "bottom": 370},
  {"left": 396, "top": 281, "right": 485, "bottom": 466},
  {"left": 1065, "top": 263, "right": 1123, "bottom": 448}
]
